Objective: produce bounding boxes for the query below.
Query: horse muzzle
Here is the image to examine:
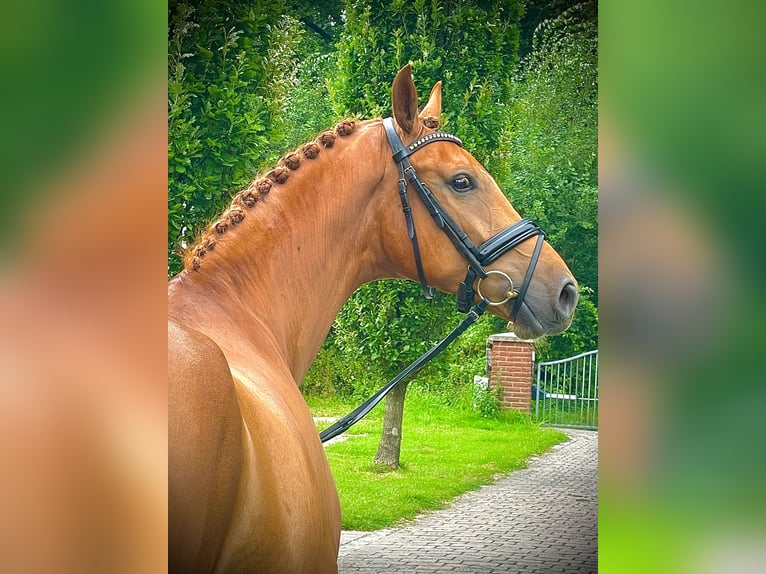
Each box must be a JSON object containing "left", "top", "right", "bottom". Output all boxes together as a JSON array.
[{"left": 505, "top": 275, "right": 579, "bottom": 339}]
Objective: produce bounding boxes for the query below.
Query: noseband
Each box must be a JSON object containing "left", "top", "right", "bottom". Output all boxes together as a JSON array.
[{"left": 382, "top": 117, "right": 545, "bottom": 322}]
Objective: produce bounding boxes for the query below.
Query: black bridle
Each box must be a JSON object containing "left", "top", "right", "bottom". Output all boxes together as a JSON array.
[
  {"left": 319, "top": 119, "right": 545, "bottom": 444},
  {"left": 382, "top": 117, "right": 545, "bottom": 319}
]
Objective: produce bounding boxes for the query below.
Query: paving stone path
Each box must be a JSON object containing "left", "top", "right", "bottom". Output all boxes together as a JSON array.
[{"left": 338, "top": 429, "right": 597, "bottom": 573}]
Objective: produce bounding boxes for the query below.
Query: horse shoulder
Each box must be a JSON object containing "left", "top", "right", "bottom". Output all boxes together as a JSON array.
[
  {"left": 210, "top": 363, "right": 341, "bottom": 574},
  {"left": 168, "top": 320, "right": 243, "bottom": 573}
]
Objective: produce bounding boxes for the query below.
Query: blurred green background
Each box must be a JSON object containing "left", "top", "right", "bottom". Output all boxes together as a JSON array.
[
  {"left": 0, "top": 0, "right": 163, "bottom": 258},
  {"left": 600, "top": 0, "right": 766, "bottom": 572}
]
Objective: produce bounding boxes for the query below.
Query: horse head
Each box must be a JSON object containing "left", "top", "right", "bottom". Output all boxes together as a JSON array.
[{"left": 377, "top": 65, "right": 578, "bottom": 340}]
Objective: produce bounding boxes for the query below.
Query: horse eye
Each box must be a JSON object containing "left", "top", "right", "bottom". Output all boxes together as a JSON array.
[{"left": 451, "top": 175, "right": 473, "bottom": 193}]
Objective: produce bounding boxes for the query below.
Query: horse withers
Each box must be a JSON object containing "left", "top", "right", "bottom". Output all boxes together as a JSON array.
[{"left": 168, "top": 65, "right": 578, "bottom": 573}]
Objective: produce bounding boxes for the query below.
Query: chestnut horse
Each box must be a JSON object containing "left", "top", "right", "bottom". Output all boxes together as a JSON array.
[{"left": 168, "top": 65, "right": 578, "bottom": 573}]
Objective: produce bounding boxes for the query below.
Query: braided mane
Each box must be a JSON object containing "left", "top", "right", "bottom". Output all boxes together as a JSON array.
[{"left": 183, "top": 119, "right": 357, "bottom": 271}]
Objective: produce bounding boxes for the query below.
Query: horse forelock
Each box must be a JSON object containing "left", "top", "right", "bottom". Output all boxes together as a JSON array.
[{"left": 183, "top": 119, "right": 359, "bottom": 272}]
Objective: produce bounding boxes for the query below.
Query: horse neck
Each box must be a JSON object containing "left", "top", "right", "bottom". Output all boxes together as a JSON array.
[{"left": 169, "top": 121, "right": 394, "bottom": 382}]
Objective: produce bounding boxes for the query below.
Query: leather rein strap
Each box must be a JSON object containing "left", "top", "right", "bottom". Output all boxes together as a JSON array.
[
  {"left": 319, "top": 299, "right": 488, "bottom": 443},
  {"left": 318, "top": 119, "right": 546, "bottom": 444}
]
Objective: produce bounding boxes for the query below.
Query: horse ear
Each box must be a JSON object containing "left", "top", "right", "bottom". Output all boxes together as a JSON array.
[
  {"left": 391, "top": 64, "right": 419, "bottom": 139},
  {"left": 418, "top": 81, "right": 442, "bottom": 124}
]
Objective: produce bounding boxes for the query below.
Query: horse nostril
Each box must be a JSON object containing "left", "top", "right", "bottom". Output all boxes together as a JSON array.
[{"left": 557, "top": 280, "right": 578, "bottom": 317}]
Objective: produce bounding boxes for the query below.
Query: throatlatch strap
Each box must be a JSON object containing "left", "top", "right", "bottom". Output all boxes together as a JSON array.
[{"left": 396, "top": 161, "right": 433, "bottom": 300}]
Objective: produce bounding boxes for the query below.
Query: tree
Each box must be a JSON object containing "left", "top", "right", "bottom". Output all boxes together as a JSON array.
[
  {"left": 330, "top": 0, "right": 524, "bottom": 469},
  {"left": 518, "top": 0, "right": 584, "bottom": 58},
  {"left": 168, "top": 1, "right": 305, "bottom": 276},
  {"left": 331, "top": 0, "right": 523, "bottom": 164},
  {"left": 498, "top": 0, "right": 598, "bottom": 358},
  {"left": 332, "top": 282, "right": 463, "bottom": 468}
]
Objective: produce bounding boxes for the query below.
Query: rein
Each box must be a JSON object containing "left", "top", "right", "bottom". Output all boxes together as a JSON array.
[
  {"left": 319, "top": 119, "right": 545, "bottom": 444},
  {"left": 319, "top": 299, "right": 488, "bottom": 443}
]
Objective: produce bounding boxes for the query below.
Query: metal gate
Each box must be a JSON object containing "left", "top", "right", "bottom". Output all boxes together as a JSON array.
[{"left": 533, "top": 350, "right": 598, "bottom": 429}]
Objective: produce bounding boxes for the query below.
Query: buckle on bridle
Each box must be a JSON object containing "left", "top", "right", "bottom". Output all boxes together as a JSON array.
[{"left": 476, "top": 269, "right": 517, "bottom": 306}]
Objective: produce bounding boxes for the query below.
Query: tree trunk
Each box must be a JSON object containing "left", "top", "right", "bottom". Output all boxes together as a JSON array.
[{"left": 373, "top": 381, "right": 409, "bottom": 469}]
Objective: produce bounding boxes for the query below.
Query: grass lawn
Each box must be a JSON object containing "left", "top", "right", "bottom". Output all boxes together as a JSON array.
[{"left": 306, "top": 392, "right": 568, "bottom": 530}]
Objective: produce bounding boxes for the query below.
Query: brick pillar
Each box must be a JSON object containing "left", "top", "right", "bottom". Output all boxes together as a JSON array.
[{"left": 486, "top": 333, "right": 536, "bottom": 412}]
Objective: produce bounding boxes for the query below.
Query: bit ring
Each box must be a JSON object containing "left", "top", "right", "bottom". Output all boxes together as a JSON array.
[{"left": 476, "top": 270, "right": 518, "bottom": 306}]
